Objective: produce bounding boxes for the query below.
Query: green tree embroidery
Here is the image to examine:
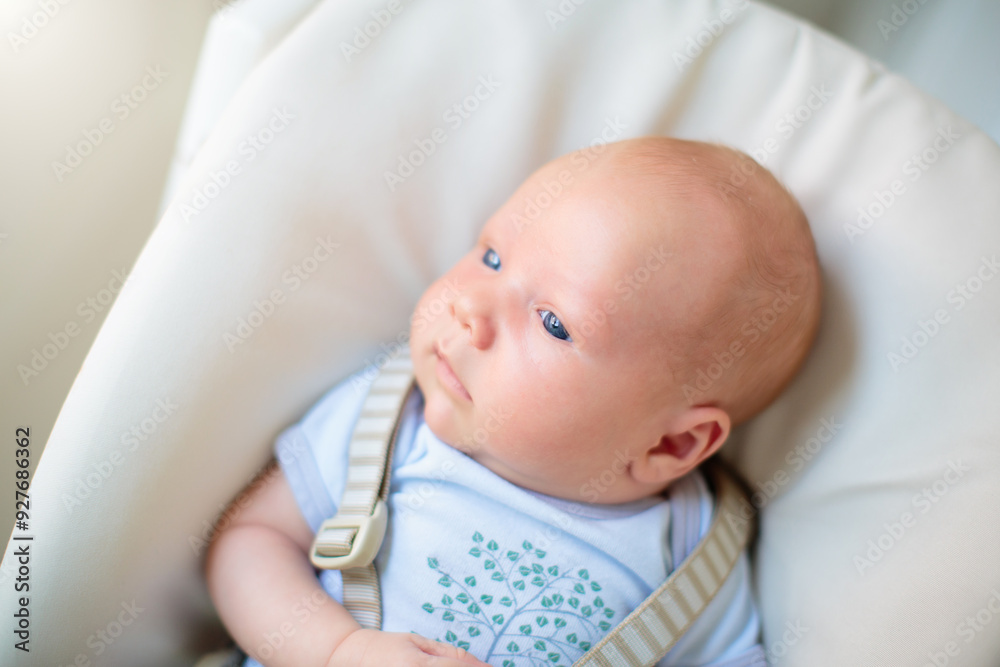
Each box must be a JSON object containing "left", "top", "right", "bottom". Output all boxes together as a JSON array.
[{"left": 418, "top": 532, "right": 617, "bottom": 666}]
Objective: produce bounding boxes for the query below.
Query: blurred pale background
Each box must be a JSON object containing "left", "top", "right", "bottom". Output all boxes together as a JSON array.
[{"left": 1, "top": 0, "right": 997, "bottom": 540}]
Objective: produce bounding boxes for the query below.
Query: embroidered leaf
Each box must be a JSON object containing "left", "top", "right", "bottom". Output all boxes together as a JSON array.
[
  {"left": 442, "top": 611, "right": 455, "bottom": 621},
  {"left": 469, "top": 547, "right": 481, "bottom": 557},
  {"left": 541, "top": 596, "right": 552, "bottom": 608},
  {"left": 427, "top": 558, "right": 439, "bottom": 569},
  {"left": 567, "top": 633, "right": 578, "bottom": 643},
  {"left": 548, "top": 653, "right": 561, "bottom": 662},
  {"left": 464, "top": 576, "right": 477, "bottom": 587},
  {"left": 599, "top": 620, "right": 610, "bottom": 631},
  {"left": 582, "top": 606, "right": 593, "bottom": 617},
  {"left": 551, "top": 593, "right": 564, "bottom": 605},
  {"left": 519, "top": 565, "right": 531, "bottom": 576},
  {"left": 578, "top": 569, "right": 590, "bottom": 580},
  {"left": 487, "top": 540, "right": 498, "bottom": 551},
  {"left": 604, "top": 607, "right": 614, "bottom": 619},
  {"left": 547, "top": 565, "right": 559, "bottom": 576},
  {"left": 534, "top": 640, "right": 547, "bottom": 650},
  {"left": 473, "top": 532, "right": 484, "bottom": 542},
  {"left": 500, "top": 596, "right": 513, "bottom": 607},
  {"left": 484, "top": 559, "right": 496, "bottom": 570},
  {"left": 446, "top": 631, "right": 457, "bottom": 642},
  {"left": 535, "top": 549, "right": 546, "bottom": 558},
  {"left": 468, "top": 626, "right": 481, "bottom": 637},
  {"left": 579, "top": 642, "right": 591, "bottom": 651},
  {"left": 594, "top": 596, "right": 604, "bottom": 608},
  {"left": 507, "top": 550, "right": 519, "bottom": 561},
  {"left": 457, "top": 641, "right": 470, "bottom": 650},
  {"left": 491, "top": 571, "right": 504, "bottom": 581},
  {"left": 507, "top": 642, "right": 520, "bottom": 652},
  {"left": 522, "top": 540, "right": 533, "bottom": 550},
  {"left": 493, "top": 614, "right": 505, "bottom": 625},
  {"left": 536, "top": 616, "right": 548, "bottom": 627},
  {"left": 553, "top": 617, "right": 566, "bottom": 628},
  {"left": 568, "top": 597, "right": 579, "bottom": 608},
  {"left": 513, "top": 580, "right": 525, "bottom": 590},
  {"left": 532, "top": 563, "right": 544, "bottom": 574},
  {"left": 504, "top": 661, "right": 515, "bottom": 667},
  {"left": 457, "top": 592, "right": 470, "bottom": 604},
  {"left": 531, "top": 576, "right": 545, "bottom": 587},
  {"left": 519, "top": 624, "right": 532, "bottom": 635},
  {"left": 591, "top": 581, "right": 602, "bottom": 592},
  {"left": 422, "top": 603, "right": 434, "bottom": 613},
  {"left": 438, "top": 575, "right": 452, "bottom": 588},
  {"left": 480, "top": 594, "right": 493, "bottom": 604},
  {"left": 442, "top": 594, "right": 453, "bottom": 605},
  {"left": 468, "top": 603, "right": 480, "bottom": 614},
  {"left": 574, "top": 584, "right": 585, "bottom": 594}
]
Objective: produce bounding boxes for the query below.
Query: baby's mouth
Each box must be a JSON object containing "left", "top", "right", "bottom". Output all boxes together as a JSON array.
[{"left": 433, "top": 343, "right": 472, "bottom": 402}]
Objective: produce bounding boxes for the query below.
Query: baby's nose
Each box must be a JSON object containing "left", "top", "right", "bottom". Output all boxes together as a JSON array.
[{"left": 452, "top": 289, "right": 495, "bottom": 349}]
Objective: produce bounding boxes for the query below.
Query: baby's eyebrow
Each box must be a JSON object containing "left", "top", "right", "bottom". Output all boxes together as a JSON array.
[
  {"left": 479, "top": 227, "right": 502, "bottom": 253},
  {"left": 551, "top": 282, "right": 606, "bottom": 346}
]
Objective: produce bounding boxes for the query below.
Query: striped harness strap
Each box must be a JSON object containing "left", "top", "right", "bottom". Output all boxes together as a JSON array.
[
  {"left": 310, "top": 349, "right": 756, "bottom": 665},
  {"left": 308, "top": 351, "right": 416, "bottom": 629},
  {"left": 572, "top": 462, "right": 753, "bottom": 666}
]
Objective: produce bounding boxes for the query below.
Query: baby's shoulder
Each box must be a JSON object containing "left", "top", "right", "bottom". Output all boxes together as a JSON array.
[
  {"left": 664, "top": 469, "right": 716, "bottom": 564},
  {"left": 275, "top": 369, "right": 376, "bottom": 461},
  {"left": 305, "top": 370, "right": 373, "bottom": 422}
]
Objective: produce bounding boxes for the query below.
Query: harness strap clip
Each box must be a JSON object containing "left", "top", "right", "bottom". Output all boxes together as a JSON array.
[{"left": 309, "top": 499, "right": 388, "bottom": 570}]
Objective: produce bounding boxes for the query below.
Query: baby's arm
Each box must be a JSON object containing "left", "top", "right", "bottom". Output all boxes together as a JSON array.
[
  {"left": 205, "top": 461, "right": 360, "bottom": 665},
  {"left": 205, "top": 461, "right": 489, "bottom": 667}
]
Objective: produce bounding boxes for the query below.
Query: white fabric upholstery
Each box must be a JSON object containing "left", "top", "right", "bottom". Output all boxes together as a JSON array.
[
  {"left": 157, "top": 0, "right": 322, "bottom": 216},
  {"left": 4, "top": 0, "right": 999, "bottom": 665}
]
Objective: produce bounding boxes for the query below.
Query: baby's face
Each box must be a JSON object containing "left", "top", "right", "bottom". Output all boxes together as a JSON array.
[{"left": 409, "top": 152, "right": 735, "bottom": 503}]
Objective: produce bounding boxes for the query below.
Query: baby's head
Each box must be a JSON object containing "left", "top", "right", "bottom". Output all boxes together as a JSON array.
[{"left": 409, "top": 137, "right": 821, "bottom": 503}]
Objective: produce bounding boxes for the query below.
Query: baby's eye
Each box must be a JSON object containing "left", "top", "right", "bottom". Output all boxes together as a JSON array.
[
  {"left": 540, "top": 310, "right": 571, "bottom": 342},
  {"left": 482, "top": 248, "right": 501, "bottom": 271}
]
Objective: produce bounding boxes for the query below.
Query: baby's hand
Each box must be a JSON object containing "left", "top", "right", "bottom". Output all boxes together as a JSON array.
[{"left": 327, "top": 629, "right": 491, "bottom": 667}]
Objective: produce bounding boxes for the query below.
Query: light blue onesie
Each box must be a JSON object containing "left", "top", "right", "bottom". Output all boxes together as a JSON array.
[{"left": 245, "top": 372, "right": 767, "bottom": 667}]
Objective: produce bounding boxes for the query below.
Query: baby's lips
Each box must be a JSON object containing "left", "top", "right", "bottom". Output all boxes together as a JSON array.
[
  {"left": 433, "top": 341, "right": 473, "bottom": 401},
  {"left": 436, "top": 353, "right": 472, "bottom": 402}
]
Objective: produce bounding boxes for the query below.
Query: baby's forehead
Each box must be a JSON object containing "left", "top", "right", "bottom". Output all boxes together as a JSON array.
[{"left": 501, "top": 137, "right": 790, "bottom": 328}]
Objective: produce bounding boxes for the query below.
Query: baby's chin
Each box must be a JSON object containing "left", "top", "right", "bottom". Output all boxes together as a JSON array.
[{"left": 418, "top": 396, "right": 470, "bottom": 452}]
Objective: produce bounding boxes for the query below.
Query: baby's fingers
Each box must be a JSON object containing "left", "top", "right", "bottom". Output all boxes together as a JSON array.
[{"left": 409, "top": 634, "right": 491, "bottom": 666}]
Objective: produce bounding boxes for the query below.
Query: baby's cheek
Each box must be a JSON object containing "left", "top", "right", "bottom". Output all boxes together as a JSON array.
[
  {"left": 484, "top": 410, "right": 551, "bottom": 457},
  {"left": 422, "top": 397, "right": 461, "bottom": 447},
  {"left": 411, "top": 282, "right": 451, "bottom": 336}
]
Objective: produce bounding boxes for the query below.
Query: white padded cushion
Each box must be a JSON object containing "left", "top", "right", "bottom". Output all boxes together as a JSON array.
[{"left": 7, "top": 0, "right": 1000, "bottom": 665}]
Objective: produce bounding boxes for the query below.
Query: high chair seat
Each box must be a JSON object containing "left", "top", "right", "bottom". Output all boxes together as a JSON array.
[{"left": 4, "top": 0, "right": 999, "bottom": 665}]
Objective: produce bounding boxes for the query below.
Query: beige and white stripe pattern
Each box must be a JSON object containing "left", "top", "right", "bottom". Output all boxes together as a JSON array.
[
  {"left": 339, "top": 566, "right": 384, "bottom": 630},
  {"left": 309, "top": 350, "right": 415, "bottom": 629},
  {"left": 572, "top": 461, "right": 755, "bottom": 666}
]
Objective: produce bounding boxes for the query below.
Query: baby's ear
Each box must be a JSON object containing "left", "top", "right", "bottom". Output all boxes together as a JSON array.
[{"left": 632, "top": 406, "right": 731, "bottom": 486}]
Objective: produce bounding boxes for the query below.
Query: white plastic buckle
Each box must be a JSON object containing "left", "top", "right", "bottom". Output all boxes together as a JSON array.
[{"left": 309, "top": 500, "right": 388, "bottom": 570}]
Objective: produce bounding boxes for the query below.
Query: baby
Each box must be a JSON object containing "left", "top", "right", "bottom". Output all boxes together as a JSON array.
[{"left": 205, "top": 137, "right": 822, "bottom": 667}]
